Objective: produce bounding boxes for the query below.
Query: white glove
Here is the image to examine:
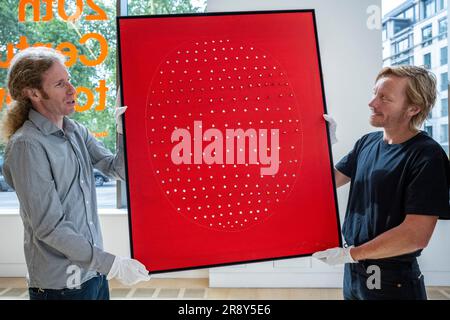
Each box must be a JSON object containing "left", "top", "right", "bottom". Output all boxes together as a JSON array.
[
  {"left": 312, "top": 246, "right": 357, "bottom": 266},
  {"left": 323, "top": 114, "right": 338, "bottom": 145},
  {"left": 115, "top": 87, "right": 127, "bottom": 135},
  {"left": 106, "top": 256, "right": 151, "bottom": 286}
]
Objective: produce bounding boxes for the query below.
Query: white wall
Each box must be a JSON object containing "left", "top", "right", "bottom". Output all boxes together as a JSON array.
[{"left": 0, "top": 210, "right": 208, "bottom": 279}]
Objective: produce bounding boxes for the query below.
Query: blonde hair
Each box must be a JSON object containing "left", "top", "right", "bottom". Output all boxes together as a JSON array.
[
  {"left": 376, "top": 65, "right": 437, "bottom": 130},
  {"left": 0, "top": 47, "right": 66, "bottom": 142}
]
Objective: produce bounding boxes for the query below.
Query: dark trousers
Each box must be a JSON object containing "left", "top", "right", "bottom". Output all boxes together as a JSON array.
[
  {"left": 343, "top": 259, "right": 427, "bottom": 300},
  {"left": 29, "top": 274, "right": 110, "bottom": 300}
]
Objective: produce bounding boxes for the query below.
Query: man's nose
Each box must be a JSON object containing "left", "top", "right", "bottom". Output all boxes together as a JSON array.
[
  {"left": 67, "top": 82, "right": 76, "bottom": 95},
  {"left": 368, "top": 96, "right": 377, "bottom": 109}
]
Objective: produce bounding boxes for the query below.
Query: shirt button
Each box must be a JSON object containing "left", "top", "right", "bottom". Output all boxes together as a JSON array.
[
  {"left": 81, "top": 180, "right": 84, "bottom": 184},
  {"left": 89, "top": 221, "right": 93, "bottom": 225},
  {"left": 86, "top": 201, "right": 89, "bottom": 205}
]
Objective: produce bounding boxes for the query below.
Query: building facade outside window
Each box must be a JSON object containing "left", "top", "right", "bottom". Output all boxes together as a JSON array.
[{"left": 383, "top": 0, "right": 448, "bottom": 155}]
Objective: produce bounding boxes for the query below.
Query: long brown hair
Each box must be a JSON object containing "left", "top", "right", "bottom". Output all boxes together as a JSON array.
[{"left": 0, "top": 47, "right": 66, "bottom": 142}]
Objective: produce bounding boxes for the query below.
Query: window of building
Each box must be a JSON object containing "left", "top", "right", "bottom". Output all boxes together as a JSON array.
[
  {"left": 393, "top": 19, "right": 412, "bottom": 34},
  {"left": 425, "top": 125, "right": 434, "bottom": 137},
  {"left": 442, "top": 98, "right": 449, "bottom": 117},
  {"left": 441, "top": 72, "right": 449, "bottom": 91},
  {"left": 404, "top": 6, "right": 416, "bottom": 22},
  {"left": 438, "top": 0, "right": 447, "bottom": 11},
  {"left": 393, "top": 56, "right": 414, "bottom": 66},
  {"left": 440, "top": 124, "right": 449, "bottom": 143},
  {"left": 422, "top": 24, "right": 433, "bottom": 47},
  {"left": 422, "top": 0, "right": 436, "bottom": 19},
  {"left": 397, "top": 37, "right": 411, "bottom": 53},
  {"left": 424, "top": 52, "right": 432, "bottom": 68},
  {"left": 439, "top": 17, "right": 448, "bottom": 40},
  {"left": 382, "top": 24, "right": 388, "bottom": 41},
  {"left": 441, "top": 46, "right": 448, "bottom": 65}
]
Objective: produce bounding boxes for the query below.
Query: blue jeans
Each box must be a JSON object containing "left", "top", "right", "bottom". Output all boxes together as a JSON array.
[
  {"left": 29, "top": 274, "right": 110, "bottom": 300},
  {"left": 343, "top": 259, "right": 427, "bottom": 300}
]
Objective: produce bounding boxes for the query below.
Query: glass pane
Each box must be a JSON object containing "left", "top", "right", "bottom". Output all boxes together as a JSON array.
[
  {"left": 424, "top": 0, "right": 436, "bottom": 19},
  {"left": 439, "top": 18, "right": 448, "bottom": 39},
  {"left": 442, "top": 98, "right": 449, "bottom": 117},
  {"left": 441, "top": 46, "right": 448, "bottom": 65},
  {"left": 440, "top": 124, "right": 449, "bottom": 143},
  {"left": 441, "top": 72, "right": 449, "bottom": 91},
  {"left": 424, "top": 53, "right": 432, "bottom": 68},
  {"left": 0, "top": 0, "right": 118, "bottom": 209},
  {"left": 425, "top": 125, "right": 433, "bottom": 136},
  {"left": 422, "top": 25, "right": 433, "bottom": 47}
]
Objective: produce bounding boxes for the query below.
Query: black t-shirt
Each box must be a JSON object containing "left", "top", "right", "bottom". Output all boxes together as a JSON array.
[{"left": 336, "top": 131, "right": 450, "bottom": 262}]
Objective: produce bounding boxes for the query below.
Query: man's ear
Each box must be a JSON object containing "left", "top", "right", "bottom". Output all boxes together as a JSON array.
[
  {"left": 23, "top": 88, "right": 41, "bottom": 102},
  {"left": 407, "top": 105, "right": 421, "bottom": 117}
]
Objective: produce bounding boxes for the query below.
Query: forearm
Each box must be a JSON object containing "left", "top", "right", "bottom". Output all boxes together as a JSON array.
[
  {"left": 350, "top": 215, "right": 438, "bottom": 261},
  {"left": 90, "top": 134, "right": 126, "bottom": 181},
  {"left": 38, "top": 222, "right": 115, "bottom": 274},
  {"left": 350, "top": 227, "right": 421, "bottom": 261}
]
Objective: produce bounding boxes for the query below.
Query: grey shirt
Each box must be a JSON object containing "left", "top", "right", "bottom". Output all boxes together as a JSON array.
[{"left": 3, "top": 108, "right": 125, "bottom": 289}]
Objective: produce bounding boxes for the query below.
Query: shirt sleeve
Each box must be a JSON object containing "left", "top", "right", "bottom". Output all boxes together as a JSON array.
[
  {"left": 3, "top": 140, "right": 115, "bottom": 275},
  {"left": 335, "top": 138, "right": 363, "bottom": 179},
  {"left": 82, "top": 126, "right": 126, "bottom": 181},
  {"left": 404, "top": 149, "right": 450, "bottom": 219}
]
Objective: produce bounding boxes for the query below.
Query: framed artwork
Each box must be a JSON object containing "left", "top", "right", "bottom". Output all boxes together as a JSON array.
[{"left": 118, "top": 10, "right": 341, "bottom": 273}]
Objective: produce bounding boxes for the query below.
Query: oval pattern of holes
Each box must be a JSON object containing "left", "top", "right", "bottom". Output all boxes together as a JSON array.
[{"left": 146, "top": 39, "right": 303, "bottom": 231}]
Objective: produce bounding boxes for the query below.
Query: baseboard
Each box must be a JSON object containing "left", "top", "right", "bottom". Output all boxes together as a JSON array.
[
  {"left": 0, "top": 263, "right": 28, "bottom": 277},
  {"left": 2, "top": 264, "right": 449, "bottom": 287},
  {"left": 209, "top": 271, "right": 450, "bottom": 288}
]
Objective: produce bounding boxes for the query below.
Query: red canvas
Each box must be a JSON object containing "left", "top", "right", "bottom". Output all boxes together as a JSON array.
[{"left": 118, "top": 10, "right": 341, "bottom": 273}]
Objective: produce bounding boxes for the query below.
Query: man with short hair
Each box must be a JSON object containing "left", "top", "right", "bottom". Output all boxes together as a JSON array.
[
  {"left": 315, "top": 66, "right": 450, "bottom": 300},
  {"left": 1, "top": 46, "right": 150, "bottom": 300}
]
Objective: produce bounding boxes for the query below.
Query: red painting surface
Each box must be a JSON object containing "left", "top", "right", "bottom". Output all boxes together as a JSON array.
[{"left": 118, "top": 10, "right": 341, "bottom": 273}]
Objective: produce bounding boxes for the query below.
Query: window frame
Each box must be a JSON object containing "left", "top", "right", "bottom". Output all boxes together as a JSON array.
[
  {"left": 422, "top": 0, "right": 436, "bottom": 20},
  {"left": 439, "top": 17, "right": 448, "bottom": 40},
  {"left": 441, "top": 46, "right": 448, "bottom": 65},
  {"left": 423, "top": 52, "right": 432, "bottom": 69},
  {"left": 421, "top": 24, "right": 433, "bottom": 47},
  {"left": 440, "top": 72, "right": 449, "bottom": 92}
]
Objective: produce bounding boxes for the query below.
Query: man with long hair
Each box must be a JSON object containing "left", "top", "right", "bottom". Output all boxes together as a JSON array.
[{"left": 0, "top": 47, "right": 150, "bottom": 300}]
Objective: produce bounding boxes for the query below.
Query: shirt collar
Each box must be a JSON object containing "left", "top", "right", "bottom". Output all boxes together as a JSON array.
[{"left": 28, "top": 108, "right": 75, "bottom": 136}]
